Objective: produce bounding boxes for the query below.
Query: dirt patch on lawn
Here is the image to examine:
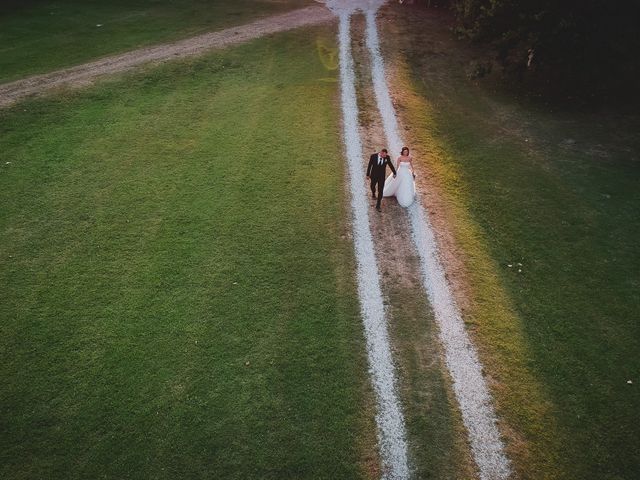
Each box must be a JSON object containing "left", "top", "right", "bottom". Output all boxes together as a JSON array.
[{"left": 0, "top": 5, "right": 334, "bottom": 108}]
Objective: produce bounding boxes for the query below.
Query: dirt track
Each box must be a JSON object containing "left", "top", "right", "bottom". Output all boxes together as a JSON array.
[{"left": 0, "top": 5, "right": 334, "bottom": 108}]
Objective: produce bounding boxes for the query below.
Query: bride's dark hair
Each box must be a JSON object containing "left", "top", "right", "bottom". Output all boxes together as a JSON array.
[{"left": 401, "top": 146, "right": 410, "bottom": 155}]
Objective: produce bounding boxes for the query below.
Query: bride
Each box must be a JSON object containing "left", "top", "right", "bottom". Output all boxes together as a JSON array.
[{"left": 383, "top": 146, "right": 416, "bottom": 207}]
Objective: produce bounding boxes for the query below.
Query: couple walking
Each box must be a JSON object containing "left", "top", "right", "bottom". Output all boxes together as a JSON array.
[{"left": 366, "top": 146, "right": 416, "bottom": 211}]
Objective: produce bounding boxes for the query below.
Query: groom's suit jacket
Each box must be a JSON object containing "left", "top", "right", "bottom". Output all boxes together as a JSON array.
[{"left": 367, "top": 153, "right": 397, "bottom": 180}]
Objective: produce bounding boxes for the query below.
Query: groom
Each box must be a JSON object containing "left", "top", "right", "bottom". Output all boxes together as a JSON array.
[{"left": 366, "top": 148, "right": 396, "bottom": 212}]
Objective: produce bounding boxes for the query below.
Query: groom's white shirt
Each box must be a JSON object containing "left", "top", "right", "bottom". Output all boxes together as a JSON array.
[{"left": 378, "top": 153, "right": 383, "bottom": 165}]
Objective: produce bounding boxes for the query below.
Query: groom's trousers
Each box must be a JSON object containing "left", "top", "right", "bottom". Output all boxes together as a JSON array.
[{"left": 370, "top": 176, "right": 385, "bottom": 208}]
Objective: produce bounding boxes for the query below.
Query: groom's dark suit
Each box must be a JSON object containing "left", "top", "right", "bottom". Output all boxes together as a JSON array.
[{"left": 367, "top": 152, "right": 397, "bottom": 209}]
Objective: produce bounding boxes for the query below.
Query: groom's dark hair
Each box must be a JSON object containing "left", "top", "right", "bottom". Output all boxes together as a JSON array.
[{"left": 381, "top": 148, "right": 388, "bottom": 153}]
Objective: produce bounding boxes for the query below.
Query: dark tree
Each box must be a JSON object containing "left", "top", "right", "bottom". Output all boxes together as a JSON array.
[{"left": 449, "top": 0, "right": 640, "bottom": 103}]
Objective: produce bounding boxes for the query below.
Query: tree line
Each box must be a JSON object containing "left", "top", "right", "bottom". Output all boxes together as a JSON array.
[{"left": 414, "top": 0, "right": 639, "bottom": 105}]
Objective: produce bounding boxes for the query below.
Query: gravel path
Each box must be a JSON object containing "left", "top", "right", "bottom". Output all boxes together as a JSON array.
[
  {"left": 326, "top": 2, "right": 511, "bottom": 478},
  {"left": 0, "top": 5, "right": 334, "bottom": 108},
  {"left": 330, "top": 4, "right": 410, "bottom": 478},
  {"left": 363, "top": 7, "right": 512, "bottom": 480}
]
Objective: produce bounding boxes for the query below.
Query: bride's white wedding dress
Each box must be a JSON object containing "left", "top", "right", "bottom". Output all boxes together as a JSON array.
[{"left": 383, "top": 161, "right": 415, "bottom": 207}]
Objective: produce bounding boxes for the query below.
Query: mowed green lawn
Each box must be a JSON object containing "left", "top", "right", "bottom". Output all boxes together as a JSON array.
[
  {"left": 0, "top": 25, "right": 376, "bottom": 479},
  {"left": 0, "top": 0, "right": 312, "bottom": 83},
  {"left": 388, "top": 6, "right": 640, "bottom": 479}
]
